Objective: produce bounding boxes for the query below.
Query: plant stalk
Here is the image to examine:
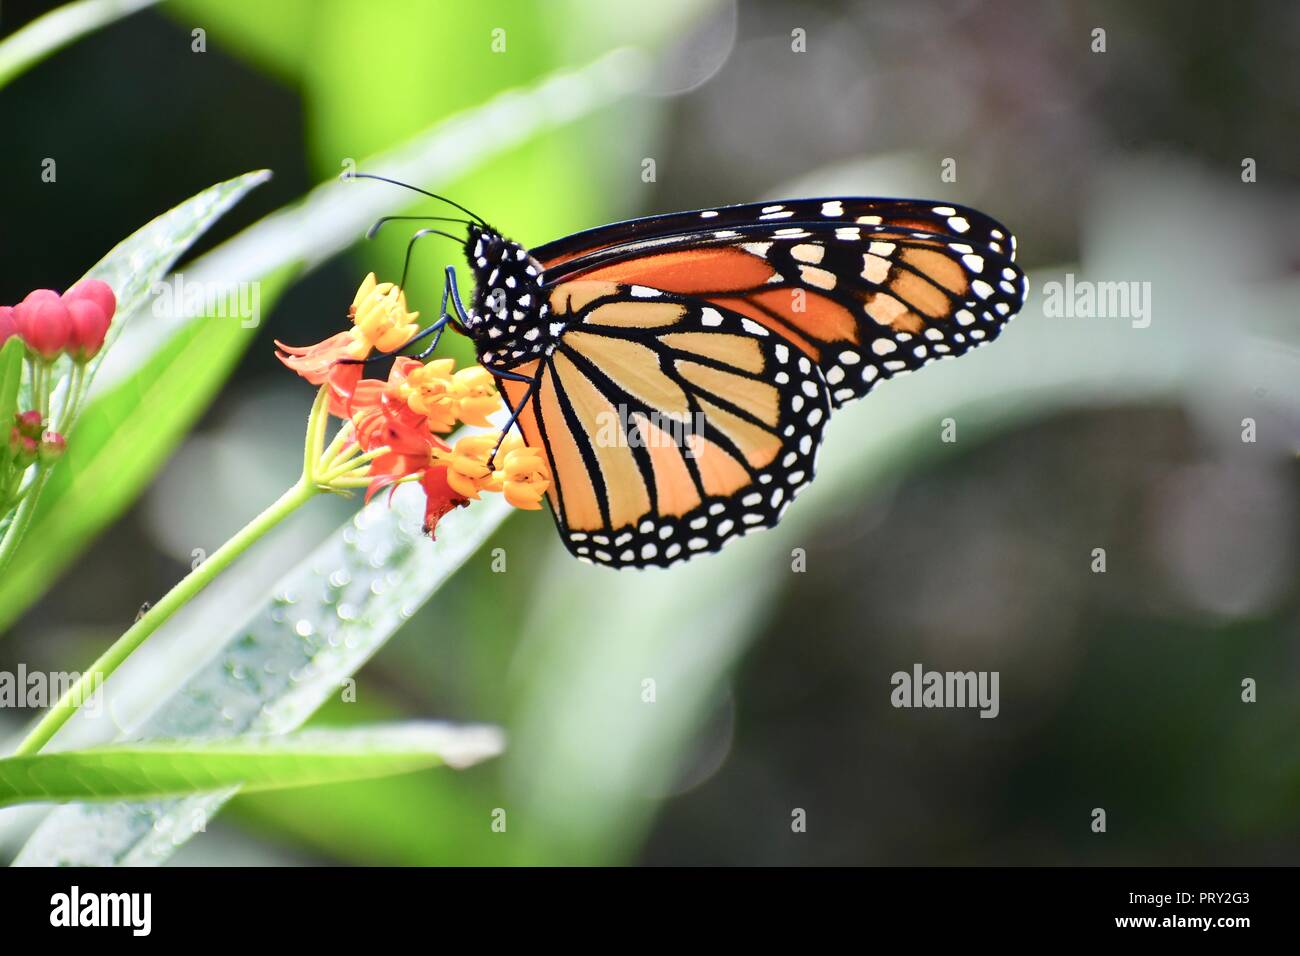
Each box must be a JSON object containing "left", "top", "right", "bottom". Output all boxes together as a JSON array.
[{"left": 11, "top": 475, "right": 317, "bottom": 756}]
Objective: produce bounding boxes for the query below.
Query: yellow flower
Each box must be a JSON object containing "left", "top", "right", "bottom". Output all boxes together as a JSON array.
[
  {"left": 435, "top": 433, "right": 503, "bottom": 500},
  {"left": 450, "top": 365, "right": 503, "bottom": 427},
  {"left": 497, "top": 443, "right": 550, "bottom": 511},
  {"left": 349, "top": 273, "right": 419, "bottom": 353},
  {"left": 395, "top": 357, "right": 458, "bottom": 432}
]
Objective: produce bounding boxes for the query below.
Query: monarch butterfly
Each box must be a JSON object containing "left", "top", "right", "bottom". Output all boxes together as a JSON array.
[{"left": 356, "top": 175, "right": 1027, "bottom": 569}]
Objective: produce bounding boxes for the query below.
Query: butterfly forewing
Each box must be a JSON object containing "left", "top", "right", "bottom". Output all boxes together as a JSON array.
[
  {"left": 533, "top": 198, "right": 1026, "bottom": 409},
  {"left": 533, "top": 197, "right": 1016, "bottom": 279}
]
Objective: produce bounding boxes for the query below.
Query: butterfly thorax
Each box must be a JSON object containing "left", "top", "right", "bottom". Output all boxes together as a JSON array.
[{"left": 463, "top": 225, "right": 552, "bottom": 365}]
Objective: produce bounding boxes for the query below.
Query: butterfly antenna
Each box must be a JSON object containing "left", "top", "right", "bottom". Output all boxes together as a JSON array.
[
  {"left": 366, "top": 215, "right": 473, "bottom": 240},
  {"left": 349, "top": 172, "right": 488, "bottom": 226}
]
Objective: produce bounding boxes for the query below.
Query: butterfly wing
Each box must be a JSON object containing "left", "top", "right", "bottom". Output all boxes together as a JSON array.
[
  {"left": 497, "top": 286, "right": 830, "bottom": 568},
  {"left": 533, "top": 197, "right": 1026, "bottom": 407}
]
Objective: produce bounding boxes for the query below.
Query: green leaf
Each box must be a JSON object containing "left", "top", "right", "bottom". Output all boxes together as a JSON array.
[
  {"left": 0, "top": 0, "right": 164, "bottom": 90},
  {"left": 12, "top": 488, "right": 515, "bottom": 865},
  {"left": 0, "top": 171, "right": 271, "bottom": 633},
  {"left": 0, "top": 338, "right": 22, "bottom": 430},
  {"left": 0, "top": 722, "right": 503, "bottom": 808}
]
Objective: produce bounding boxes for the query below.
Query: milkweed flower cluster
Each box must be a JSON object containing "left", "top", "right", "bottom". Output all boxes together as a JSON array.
[
  {"left": 2, "top": 280, "right": 116, "bottom": 362},
  {"left": 276, "top": 274, "right": 551, "bottom": 536},
  {"left": 1, "top": 279, "right": 117, "bottom": 512}
]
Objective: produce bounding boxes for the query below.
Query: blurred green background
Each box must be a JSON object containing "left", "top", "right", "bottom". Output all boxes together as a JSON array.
[{"left": 1, "top": 0, "right": 1297, "bottom": 865}]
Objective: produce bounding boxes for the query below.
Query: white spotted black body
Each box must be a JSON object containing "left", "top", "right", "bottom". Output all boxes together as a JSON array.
[{"left": 463, "top": 224, "right": 554, "bottom": 368}]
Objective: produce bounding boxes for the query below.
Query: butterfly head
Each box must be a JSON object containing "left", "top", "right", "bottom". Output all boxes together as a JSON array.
[{"left": 463, "top": 224, "right": 550, "bottom": 361}]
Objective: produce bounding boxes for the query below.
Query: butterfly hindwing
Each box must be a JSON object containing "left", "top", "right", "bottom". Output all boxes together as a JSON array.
[{"left": 497, "top": 286, "right": 831, "bottom": 569}]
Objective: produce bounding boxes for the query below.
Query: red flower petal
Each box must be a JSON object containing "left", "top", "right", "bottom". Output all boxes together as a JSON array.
[
  {"left": 63, "top": 280, "right": 116, "bottom": 321},
  {"left": 65, "top": 298, "right": 110, "bottom": 361},
  {"left": 274, "top": 330, "right": 364, "bottom": 384},
  {"left": 14, "top": 290, "right": 71, "bottom": 359},
  {"left": 419, "top": 465, "right": 470, "bottom": 538}
]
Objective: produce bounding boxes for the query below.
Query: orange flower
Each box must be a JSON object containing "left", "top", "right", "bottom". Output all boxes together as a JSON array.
[
  {"left": 415, "top": 433, "right": 550, "bottom": 536},
  {"left": 347, "top": 357, "right": 457, "bottom": 456},
  {"left": 392, "top": 357, "right": 459, "bottom": 432},
  {"left": 279, "top": 273, "right": 555, "bottom": 541},
  {"left": 277, "top": 274, "right": 421, "bottom": 417},
  {"left": 275, "top": 331, "right": 367, "bottom": 416},
  {"left": 363, "top": 449, "right": 434, "bottom": 504},
  {"left": 434, "top": 433, "right": 503, "bottom": 500}
]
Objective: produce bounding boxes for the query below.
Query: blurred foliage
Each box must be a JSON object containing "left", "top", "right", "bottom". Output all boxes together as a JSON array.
[{"left": 1, "top": 0, "right": 1297, "bottom": 866}]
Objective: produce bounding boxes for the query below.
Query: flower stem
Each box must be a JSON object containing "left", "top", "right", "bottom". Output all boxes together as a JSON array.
[
  {"left": 318, "top": 445, "right": 388, "bottom": 484},
  {"left": 10, "top": 475, "right": 318, "bottom": 756},
  {"left": 0, "top": 360, "right": 90, "bottom": 575},
  {"left": 0, "top": 473, "right": 44, "bottom": 574}
]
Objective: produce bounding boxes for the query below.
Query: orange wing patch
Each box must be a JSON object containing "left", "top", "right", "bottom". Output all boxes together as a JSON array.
[
  {"left": 675, "top": 360, "right": 781, "bottom": 428},
  {"left": 551, "top": 351, "right": 651, "bottom": 530},
  {"left": 583, "top": 300, "right": 686, "bottom": 329},
  {"left": 581, "top": 247, "right": 776, "bottom": 294},
  {"left": 658, "top": 331, "right": 765, "bottom": 374},
  {"left": 747, "top": 287, "right": 859, "bottom": 349},
  {"left": 696, "top": 396, "right": 782, "bottom": 469},
  {"left": 534, "top": 364, "right": 602, "bottom": 531},
  {"left": 563, "top": 330, "right": 691, "bottom": 415},
  {"left": 636, "top": 414, "right": 703, "bottom": 517},
  {"left": 550, "top": 281, "right": 620, "bottom": 315},
  {"left": 684, "top": 434, "right": 751, "bottom": 497}
]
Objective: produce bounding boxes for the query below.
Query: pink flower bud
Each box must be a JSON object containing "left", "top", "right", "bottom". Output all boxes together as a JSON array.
[
  {"left": 38, "top": 430, "right": 67, "bottom": 462},
  {"left": 15, "top": 410, "right": 44, "bottom": 439},
  {"left": 14, "top": 289, "right": 71, "bottom": 359},
  {"left": 0, "top": 306, "right": 16, "bottom": 346},
  {"left": 65, "top": 298, "right": 110, "bottom": 361},
  {"left": 63, "top": 280, "right": 116, "bottom": 323}
]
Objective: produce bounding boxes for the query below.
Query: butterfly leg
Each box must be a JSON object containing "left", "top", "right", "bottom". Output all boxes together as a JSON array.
[
  {"left": 480, "top": 362, "right": 538, "bottom": 468},
  {"left": 336, "top": 314, "right": 450, "bottom": 366},
  {"left": 443, "top": 264, "right": 473, "bottom": 329}
]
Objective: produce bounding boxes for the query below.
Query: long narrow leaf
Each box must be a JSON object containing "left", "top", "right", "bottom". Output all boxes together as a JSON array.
[
  {"left": 0, "top": 0, "right": 163, "bottom": 90},
  {"left": 13, "top": 489, "right": 514, "bottom": 865},
  {"left": 0, "top": 722, "right": 503, "bottom": 808}
]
